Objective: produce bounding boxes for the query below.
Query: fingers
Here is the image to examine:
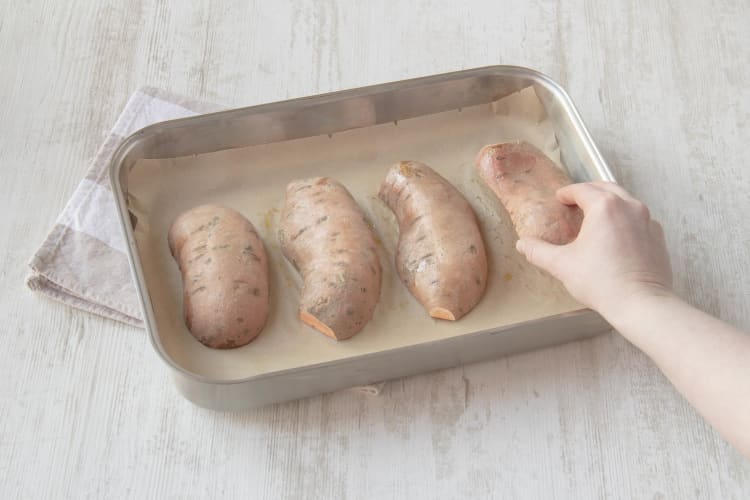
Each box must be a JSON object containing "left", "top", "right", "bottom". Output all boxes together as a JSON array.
[
  {"left": 557, "top": 181, "right": 634, "bottom": 205},
  {"left": 516, "top": 237, "right": 566, "bottom": 278},
  {"left": 586, "top": 181, "right": 638, "bottom": 202},
  {"left": 593, "top": 182, "right": 651, "bottom": 220},
  {"left": 557, "top": 182, "right": 650, "bottom": 219},
  {"left": 555, "top": 183, "right": 608, "bottom": 210}
]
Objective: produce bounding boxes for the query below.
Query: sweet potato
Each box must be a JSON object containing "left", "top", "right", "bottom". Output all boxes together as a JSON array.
[
  {"left": 379, "top": 161, "right": 488, "bottom": 321},
  {"left": 475, "top": 140, "right": 582, "bottom": 244},
  {"left": 279, "top": 177, "right": 381, "bottom": 340},
  {"left": 168, "top": 204, "right": 269, "bottom": 349}
]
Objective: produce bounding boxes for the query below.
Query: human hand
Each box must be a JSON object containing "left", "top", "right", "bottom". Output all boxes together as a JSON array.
[{"left": 515, "top": 182, "right": 673, "bottom": 317}]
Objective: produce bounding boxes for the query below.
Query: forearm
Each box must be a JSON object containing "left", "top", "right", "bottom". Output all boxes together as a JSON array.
[{"left": 604, "top": 293, "right": 750, "bottom": 458}]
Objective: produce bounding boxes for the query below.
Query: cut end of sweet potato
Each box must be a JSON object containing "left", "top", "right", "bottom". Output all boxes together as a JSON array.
[
  {"left": 429, "top": 307, "right": 456, "bottom": 321},
  {"left": 300, "top": 310, "right": 348, "bottom": 340}
]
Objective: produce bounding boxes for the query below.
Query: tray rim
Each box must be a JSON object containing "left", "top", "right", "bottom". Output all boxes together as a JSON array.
[{"left": 109, "top": 64, "right": 614, "bottom": 387}]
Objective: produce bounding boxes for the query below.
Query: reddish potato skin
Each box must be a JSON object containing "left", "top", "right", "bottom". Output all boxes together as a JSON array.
[
  {"left": 379, "top": 161, "right": 488, "bottom": 321},
  {"left": 279, "top": 177, "right": 382, "bottom": 340},
  {"left": 475, "top": 141, "right": 583, "bottom": 245},
  {"left": 168, "top": 204, "right": 269, "bottom": 349}
]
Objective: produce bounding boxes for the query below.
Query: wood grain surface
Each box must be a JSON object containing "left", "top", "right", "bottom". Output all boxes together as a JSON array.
[{"left": 1, "top": 1, "right": 748, "bottom": 498}]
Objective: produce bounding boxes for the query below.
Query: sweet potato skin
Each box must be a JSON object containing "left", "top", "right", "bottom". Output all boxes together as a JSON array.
[
  {"left": 379, "top": 161, "right": 488, "bottom": 321},
  {"left": 278, "top": 177, "right": 381, "bottom": 340},
  {"left": 168, "top": 204, "right": 269, "bottom": 349},
  {"left": 475, "top": 141, "right": 583, "bottom": 245}
]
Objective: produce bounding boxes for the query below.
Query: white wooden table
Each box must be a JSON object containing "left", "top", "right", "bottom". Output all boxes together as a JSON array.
[{"left": 2, "top": 1, "right": 748, "bottom": 498}]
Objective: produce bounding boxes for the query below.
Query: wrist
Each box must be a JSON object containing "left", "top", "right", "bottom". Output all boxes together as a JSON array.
[{"left": 597, "top": 284, "right": 679, "bottom": 334}]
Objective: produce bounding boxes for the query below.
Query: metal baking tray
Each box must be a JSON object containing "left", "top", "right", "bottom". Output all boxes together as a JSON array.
[{"left": 110, "top": 66, "right": 615, "bottom": 410}]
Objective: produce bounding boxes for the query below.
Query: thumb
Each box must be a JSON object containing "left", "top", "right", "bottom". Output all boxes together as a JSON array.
[{"left": 516, "top": 237, "right": 566, "bottom": 276}]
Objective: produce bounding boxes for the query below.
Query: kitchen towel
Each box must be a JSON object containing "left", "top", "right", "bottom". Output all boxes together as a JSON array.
[{"left": 26, "top": 87, "right": 222, "bottom": 326}]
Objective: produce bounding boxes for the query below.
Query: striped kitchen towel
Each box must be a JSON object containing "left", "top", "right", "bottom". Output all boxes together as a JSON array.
[{"left": 26, "top": 88, "right": 223, "bottom": 327}]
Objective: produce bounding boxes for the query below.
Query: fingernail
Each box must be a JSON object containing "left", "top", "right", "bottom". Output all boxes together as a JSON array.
[{"left": 515, "top": 240, "right": 525, "bottom": 254}]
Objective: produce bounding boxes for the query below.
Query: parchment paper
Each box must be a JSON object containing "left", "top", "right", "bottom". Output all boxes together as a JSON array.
[{"left": 128, "top": 87, "right": 581, "bottom": 380}]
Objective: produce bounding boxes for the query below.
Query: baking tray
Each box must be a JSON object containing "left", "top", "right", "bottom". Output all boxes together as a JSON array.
[{"left": 110, "top": 66, "right": 615, "bottom": 410}]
